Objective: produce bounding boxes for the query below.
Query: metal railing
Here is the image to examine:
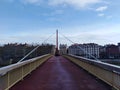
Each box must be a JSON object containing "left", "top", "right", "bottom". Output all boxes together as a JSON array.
[
  {"left": 0, "top": 54, "right": 52, "bottom": 90},
  {"left": 64, "top": 54, "right": 120, "bottom": 90}
]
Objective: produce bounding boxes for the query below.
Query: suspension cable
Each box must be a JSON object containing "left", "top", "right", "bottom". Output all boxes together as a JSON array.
[
  {"left": 17, "top": 33, "right": 55, "bottom": 63},
  {"left": 60, "top": 33, "right": 99, "bottom": 61}
]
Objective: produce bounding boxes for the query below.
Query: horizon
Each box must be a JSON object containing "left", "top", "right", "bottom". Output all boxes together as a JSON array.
[
  {"left": 0, "top": 0, "right": 120, "bottom": 45},
  {"left": 0, "top": 41, "right": 120, "bottom": 47}
]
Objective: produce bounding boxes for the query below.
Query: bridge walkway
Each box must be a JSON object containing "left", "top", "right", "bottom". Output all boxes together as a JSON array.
[{"left": 10, "top": 56, "right": 111, "bottom": 90}]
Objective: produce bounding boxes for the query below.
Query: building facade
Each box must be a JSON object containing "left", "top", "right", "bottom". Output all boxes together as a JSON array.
[
  {"left": 83, "top": 43, "right": 99, "bottom": 58},
  {"left": 59, "top": 44, "right": 67, "bottom": 55},
  {"left": 68, "top": 43, "right": 100, "bottom": 59},
  {"left": 118, "top": 43, "right": 120, "bottom": 53},
  {"left": 99, "top": 44, "right": 120, "bottom": 59}
]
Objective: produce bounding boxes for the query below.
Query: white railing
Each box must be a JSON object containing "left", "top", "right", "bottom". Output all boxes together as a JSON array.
[
  {"left": 0, "top": 54, "right": 51, "bottom": 90},
  {"left": 64, "top": 54, "right": 120, "bottom": 90}
]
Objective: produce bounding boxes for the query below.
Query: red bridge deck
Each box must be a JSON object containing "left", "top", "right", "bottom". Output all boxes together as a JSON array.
[{"left": 10, "top": 56, "right": 111, "bottom": 90}]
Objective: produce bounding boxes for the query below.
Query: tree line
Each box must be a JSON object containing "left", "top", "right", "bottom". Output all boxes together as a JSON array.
[{"left": 0, "top": 43, "right": 54, "bottom": 67}]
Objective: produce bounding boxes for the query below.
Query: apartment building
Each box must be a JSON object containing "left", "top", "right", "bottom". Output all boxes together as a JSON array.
[{"left": 68, "top": 43, "right": 100, "bottom": 58}]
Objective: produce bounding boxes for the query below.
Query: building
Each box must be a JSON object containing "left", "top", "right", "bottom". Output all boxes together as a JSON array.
[
  {"left": 83, "top": 43, "right": 99, "bottom": 58},
  {"left": 51, "top": 45, "right": 56, "bottom": 55},
  {"left": 118, "top": 43, "right": 120, "bottom": 53},
  {"left": 68, "top": 44, "right": 79, "bottom": 55},
  {"left": 68, "top": 43, "right": 100, "bottom": 59},
  {"left": 99, "top": 46, "right": 107, "bottom": 59},
  {"left": 59, "top": 44, "right": 67, "bottom": 55},
  {"left": 99, "top": 44, "right": 120, "bottom": 59},
  {"left": 106, "top": 44, "right": 119, "bottom": 59}
]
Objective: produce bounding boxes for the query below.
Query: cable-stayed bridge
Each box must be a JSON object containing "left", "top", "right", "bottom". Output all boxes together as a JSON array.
[{"left": 0, "top": 30, "right": 120, "bottom": 90}]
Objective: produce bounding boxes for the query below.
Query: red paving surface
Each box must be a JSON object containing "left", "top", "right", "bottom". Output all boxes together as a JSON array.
[{"left": 10, "top": 56, "right": 111, "bottom": 90}]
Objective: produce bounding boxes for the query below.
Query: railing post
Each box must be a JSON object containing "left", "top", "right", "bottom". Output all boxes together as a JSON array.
[
  {"left": 7, "top": 73, "right": 10, "bottom": 90},
  {"left": 22, "top": 66, "right": 24, "bottom": 80}
]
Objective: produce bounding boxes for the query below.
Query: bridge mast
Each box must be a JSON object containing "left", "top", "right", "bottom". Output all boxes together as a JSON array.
[
  {"left": 56, "top": 30, "right": 58, "bottom": 49},
  {"left": 55, "top": 29, "right": 59, "bottom": 56}
]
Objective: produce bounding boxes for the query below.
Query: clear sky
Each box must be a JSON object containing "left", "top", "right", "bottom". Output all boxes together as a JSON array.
[{"left": 0, "top": 0, "right": 120, "bottom": 45}]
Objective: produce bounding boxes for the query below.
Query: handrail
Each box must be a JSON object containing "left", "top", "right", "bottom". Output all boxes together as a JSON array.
[
  {"left": 0, "top": 54, "right": 49, "bottom": 76},
  {"left": 0, "top": 54, "right": 51, "bottom": 90},
  {"left": 69, "top": 54, "right": 120, "bottom": 73},
  {"left": 64, "top": 54, "right": 120, "bottom": 90}
]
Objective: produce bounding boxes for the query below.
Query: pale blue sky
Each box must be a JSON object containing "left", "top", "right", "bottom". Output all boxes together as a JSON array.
[{"left": 0, "top": 0, "right": 120, "bottom": 45}]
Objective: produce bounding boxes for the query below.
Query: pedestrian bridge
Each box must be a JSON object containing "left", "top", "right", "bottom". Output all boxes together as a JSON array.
[{"left": 0, "top": 54, "right": 120, "bottom": 90}]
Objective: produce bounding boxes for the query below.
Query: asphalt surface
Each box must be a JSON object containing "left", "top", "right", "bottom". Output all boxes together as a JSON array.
[{"left": 10, "top": 56, "right": 111, "bottom": 90}]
